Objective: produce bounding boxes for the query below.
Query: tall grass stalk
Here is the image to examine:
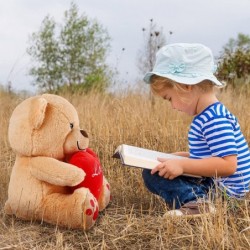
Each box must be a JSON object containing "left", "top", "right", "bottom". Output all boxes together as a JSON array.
[{"left": 0, "top": 88, "right": 249, "bottom": 249}]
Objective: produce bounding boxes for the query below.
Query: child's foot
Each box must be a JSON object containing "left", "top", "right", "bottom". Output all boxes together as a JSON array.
[{"left": 163, "top": 200, "right": 216, "bottom": 218}]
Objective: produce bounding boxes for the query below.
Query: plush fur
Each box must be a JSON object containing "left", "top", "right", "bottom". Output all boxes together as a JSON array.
[{"left": 5, "top": 94, "right": 110, "bottom": 230}]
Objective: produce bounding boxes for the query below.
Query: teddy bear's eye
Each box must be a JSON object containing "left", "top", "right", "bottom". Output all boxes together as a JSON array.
[{"left": 70, "top": 123, "right": 74, "bottom": 129}]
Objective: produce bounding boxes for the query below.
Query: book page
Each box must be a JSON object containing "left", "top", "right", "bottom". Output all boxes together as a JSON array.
[
  {"left": 123, "top": 144, "right": 182, "bottom": 160},
  {"left": 114, "top": 144, "right": 201, "bottom": 178},
  {"left": 121, "top": 144, "right": 183, "bottom": 169}
]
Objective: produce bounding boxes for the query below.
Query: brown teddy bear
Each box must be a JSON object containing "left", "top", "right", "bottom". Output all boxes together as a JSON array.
[{"left": 5, "top": 94, "right": 110, "bottom": 230}]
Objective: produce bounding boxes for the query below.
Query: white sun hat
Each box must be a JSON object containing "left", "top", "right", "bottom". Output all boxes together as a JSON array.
[{"left": 143, "top": 43, "right": 224, "bottom": 86}]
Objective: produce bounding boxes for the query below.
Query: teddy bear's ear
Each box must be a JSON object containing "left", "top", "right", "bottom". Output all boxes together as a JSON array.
[{"left": 29, "top": 97, "right": 48, "bottom": 129}]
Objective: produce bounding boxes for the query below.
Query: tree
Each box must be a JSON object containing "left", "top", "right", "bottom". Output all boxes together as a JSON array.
[
  {"left": 216, "top": 33, "right": 250, "bottom": 87},
  {"left": 27, "top": 2, "right": 112, "bottom": 93},
  {"left": 137, "top": 19, "right": 168, "bottom": 76},
  {"left": 28, "top": 16, "right": 61, "bottom": 91}
]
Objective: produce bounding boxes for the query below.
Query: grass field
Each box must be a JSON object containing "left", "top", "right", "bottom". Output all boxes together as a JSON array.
[{"left": 0, "top": 87, "right": 250, "bottom": 249}]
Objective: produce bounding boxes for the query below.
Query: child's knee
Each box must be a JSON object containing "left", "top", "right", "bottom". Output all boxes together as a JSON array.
[
  {"left": 142, "top": 169, "right": 156, "bottom": 192},
  {"left": 142, "top": 169, "right": 151, "bottom": 181}
]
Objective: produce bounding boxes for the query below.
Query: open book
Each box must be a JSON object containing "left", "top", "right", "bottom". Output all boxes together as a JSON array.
[{"left": 113, "top": 144, "right": 201, "bottom": 178}]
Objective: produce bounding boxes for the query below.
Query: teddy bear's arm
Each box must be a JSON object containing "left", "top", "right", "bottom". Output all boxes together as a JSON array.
[{"left": 30, "top": 156, "right": 85, "bottom": 186}]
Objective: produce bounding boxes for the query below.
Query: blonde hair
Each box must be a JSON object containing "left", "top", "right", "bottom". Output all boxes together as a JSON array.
[{"left": 150, "top": 75, "right": 216, "bottom": 96}]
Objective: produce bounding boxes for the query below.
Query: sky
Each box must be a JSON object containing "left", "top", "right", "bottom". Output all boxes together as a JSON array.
[{"left": 0, "top": 0, "right": 250, "bottom": 92}]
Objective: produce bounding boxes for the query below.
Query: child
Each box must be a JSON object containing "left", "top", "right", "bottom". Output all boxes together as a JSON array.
[{"left": 142, "top": 43, "right": 250, "bottom": 217}]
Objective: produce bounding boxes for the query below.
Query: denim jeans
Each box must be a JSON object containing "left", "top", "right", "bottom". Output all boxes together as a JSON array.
[{"left": 142, "top": 169, "right": 214, "bottom": 209}]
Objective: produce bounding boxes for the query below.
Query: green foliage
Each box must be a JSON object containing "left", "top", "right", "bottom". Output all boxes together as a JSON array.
[
  {"left": 217, "top": 33, "right": 250, "bottom": 87},
  {"left": 28, "top": 16, "right": 61, "bottom": 91},
  {"left": 27, "top": 2, "right": 112, "bottom": 93}
]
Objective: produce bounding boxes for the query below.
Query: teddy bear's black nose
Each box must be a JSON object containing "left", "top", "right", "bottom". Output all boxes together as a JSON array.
[{"left": 80, "top": 130, "right": 88, "bottom": 138}]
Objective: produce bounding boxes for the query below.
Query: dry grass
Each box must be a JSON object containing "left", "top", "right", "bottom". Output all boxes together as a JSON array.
[{"left": 0, "top": 87, "right": 250, "bottom": 249}]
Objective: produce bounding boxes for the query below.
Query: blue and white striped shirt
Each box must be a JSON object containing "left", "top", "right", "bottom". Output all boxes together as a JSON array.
[{"left": 188, "top": 102, "right": 250, "bottom": 198}]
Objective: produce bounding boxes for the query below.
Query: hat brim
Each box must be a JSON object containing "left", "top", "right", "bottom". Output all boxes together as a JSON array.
[{"left": 143, "top": 72, "right": 224, "bottom": 86}]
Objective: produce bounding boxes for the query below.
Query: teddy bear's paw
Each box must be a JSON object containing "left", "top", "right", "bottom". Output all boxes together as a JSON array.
[
  {"left": 98, "top": 177, "right": 111, "bottom": 211},
  {"left": 82, "top": 190, "right": 99, "bottom": 230}
]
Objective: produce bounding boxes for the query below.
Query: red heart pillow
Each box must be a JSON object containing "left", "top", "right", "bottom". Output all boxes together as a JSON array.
[{"left": 68, "top": 148, "right": 103, "bottom": 199}]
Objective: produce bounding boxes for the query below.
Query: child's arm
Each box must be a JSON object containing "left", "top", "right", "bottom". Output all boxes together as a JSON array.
[
  {"left": 152, "top": 155, "right": 237, "bottom": 180},
  {"left": 172, "top": 151, "right": 190, "bottom": 157}
]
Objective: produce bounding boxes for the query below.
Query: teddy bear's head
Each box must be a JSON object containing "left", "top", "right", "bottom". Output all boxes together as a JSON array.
[{"left": 8, "top": 94, "right": 89, "bottom": 159}]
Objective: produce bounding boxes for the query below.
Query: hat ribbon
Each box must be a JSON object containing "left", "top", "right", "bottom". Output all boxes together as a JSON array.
[{"left": 168, "top": 63, "right": 186, "bottom": 74}]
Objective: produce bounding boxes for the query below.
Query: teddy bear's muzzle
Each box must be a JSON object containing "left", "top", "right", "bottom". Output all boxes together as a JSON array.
[
  {"left": 77, "top": 130, "right": 89, "bottom": 150},
  {"left": 77, "top": 141, "right": 86, "bottom": 150}
]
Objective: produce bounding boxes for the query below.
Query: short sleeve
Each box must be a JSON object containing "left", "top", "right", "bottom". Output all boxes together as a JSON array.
[{"left": 201, "top": 116, "right": 238, "bottom": 157}]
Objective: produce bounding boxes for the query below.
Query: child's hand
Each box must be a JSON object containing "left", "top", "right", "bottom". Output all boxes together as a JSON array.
[{"left": 151, "top": 158, "right": 184, "bottom": 180}]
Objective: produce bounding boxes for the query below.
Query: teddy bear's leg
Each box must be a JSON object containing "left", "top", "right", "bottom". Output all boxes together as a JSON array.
[
  {"left": 4, "top": 201, "right": 13, "bottom": 215},
  {"left": 98, "top": 177, "right": 111, "bottom": 211},
  {"left": 79, "top": 189, "right": 99, "bottom": 230},
  {"left": 38, "top": 188, "right": 99, "bottom": 230}
]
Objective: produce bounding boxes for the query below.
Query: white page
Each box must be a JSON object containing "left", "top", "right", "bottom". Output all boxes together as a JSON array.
[
  {"left": 122, "top": 144, "right": 182, "bottom": 161},
  {"left": 115, "top": 144, "right": 201, "bottom": 178}
]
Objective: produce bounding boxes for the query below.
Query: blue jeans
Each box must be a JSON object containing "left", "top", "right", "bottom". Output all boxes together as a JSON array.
[{"left": 142, "top": 169, "right": 214, "bottom": 209}]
